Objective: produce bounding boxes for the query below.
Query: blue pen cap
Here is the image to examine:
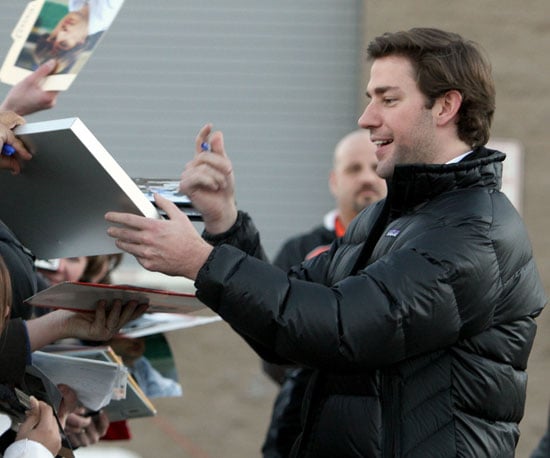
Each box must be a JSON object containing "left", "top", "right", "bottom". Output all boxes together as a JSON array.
[{"left": 1, "top": 144, "right": 16, "bottom": 156}]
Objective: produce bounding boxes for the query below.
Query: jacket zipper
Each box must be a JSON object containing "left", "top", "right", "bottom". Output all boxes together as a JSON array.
[{"left": 382, "top": 370, "right": 401, "bottom": 457}]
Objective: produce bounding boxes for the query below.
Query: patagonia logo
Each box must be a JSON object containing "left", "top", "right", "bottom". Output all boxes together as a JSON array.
[{"left": 385, "top": 228, "right": 401, "bottom": 237}]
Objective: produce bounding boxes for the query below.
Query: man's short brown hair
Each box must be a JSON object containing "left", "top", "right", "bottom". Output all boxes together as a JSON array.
[{"left": 367, "top": 28, "right": 495, "bottom": 147}]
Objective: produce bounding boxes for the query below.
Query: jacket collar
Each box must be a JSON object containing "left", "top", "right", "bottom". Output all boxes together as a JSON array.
[{"left": 385, "top": 146, "right": 505, "bottom": 215}]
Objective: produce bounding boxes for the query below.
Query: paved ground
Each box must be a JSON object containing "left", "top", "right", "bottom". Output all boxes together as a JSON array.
[{"left": 74, "top": 318, "right": 278, "bottom": 458}]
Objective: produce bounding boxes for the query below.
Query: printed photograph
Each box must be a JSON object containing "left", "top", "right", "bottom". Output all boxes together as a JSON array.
[{"left": 15, "top": 0, "right": 124, "bottom": 75}]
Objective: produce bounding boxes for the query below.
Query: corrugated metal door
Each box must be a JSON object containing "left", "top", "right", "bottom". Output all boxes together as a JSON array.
[{"left": 0, "top": 0, "right": 362, "bottom": 259}]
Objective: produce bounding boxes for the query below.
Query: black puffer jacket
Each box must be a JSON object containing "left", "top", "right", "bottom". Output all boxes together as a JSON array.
[{"left": 196, "top": 147, "right": 547, "bottom": 457}]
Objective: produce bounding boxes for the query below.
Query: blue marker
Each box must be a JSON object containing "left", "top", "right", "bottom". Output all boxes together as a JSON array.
[
  {"left": 200, "top": 142, "right": 210, "bottom": 152},
  {"left": 1, "top": 144, "right": 16, "bottom": 156}
]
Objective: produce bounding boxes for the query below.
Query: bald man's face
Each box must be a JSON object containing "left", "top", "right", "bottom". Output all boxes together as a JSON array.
[{"left": 329, "top": 134, "right": 387, "bottom": 222}]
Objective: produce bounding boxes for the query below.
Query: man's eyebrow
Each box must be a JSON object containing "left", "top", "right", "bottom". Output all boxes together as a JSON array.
[{"left": 365, "top": 86, "right": 400, "bottom": 98}]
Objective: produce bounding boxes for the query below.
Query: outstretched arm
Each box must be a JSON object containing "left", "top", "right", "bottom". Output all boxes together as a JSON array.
[{"left": 25, "top": 300, "right": 147, "bottom": 351}]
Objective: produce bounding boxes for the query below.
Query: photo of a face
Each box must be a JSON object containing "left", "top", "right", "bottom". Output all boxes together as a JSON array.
[{"left": 14, "top": 0, "right": 124, "bottom": 75}]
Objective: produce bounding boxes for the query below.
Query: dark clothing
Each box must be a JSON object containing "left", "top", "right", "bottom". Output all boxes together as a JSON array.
[
  {"left": 263, "top": 216, "right": 338, "bottom": 458},
  {"left": 263, "top": 368, "right": 314, "bottom": 458},
  {"left": 197, "top": 147, "right": 547, "bottom": 457},
  {"left": 0, "top": 221, "right": 35, "bottom": 385},
  {"left": 0, "top": 319, "right": 29, "bottom": 385},
  {"left": 0, "top": 221, "right": 36, "bottom": 320},
  {"left": 273, "top": 223, "right": 335, "bottom": 272},
  {"left": 531, "top": 406, "right": 550, "bottom": 458},
  {"left": 0, "top": 225, "right": 34, "bottom": 453}
]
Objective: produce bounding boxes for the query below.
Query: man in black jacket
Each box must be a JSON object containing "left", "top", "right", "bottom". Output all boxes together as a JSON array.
[
  {"left": 262, "top": 129, "right": 386, "bottom": 457},
  {"left": 107, "top": 28, "right": 547, "bottom": 457}
]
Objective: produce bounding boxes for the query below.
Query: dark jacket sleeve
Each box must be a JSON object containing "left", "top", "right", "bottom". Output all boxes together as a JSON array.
[
  {"left": 202, "top": 211, "right": 268, "bottom": 261},
  {"left": 201, "top": 212, "right": 296, "bottom": 363},
  {"left": 197, "top": 212, "right": 334, "bottom": 365},
  {"left": 195, "top": 208, "right": 518, "bottom": 372},
  {"left": 0, "top": 319, "right": 30, "bottom": 385}
]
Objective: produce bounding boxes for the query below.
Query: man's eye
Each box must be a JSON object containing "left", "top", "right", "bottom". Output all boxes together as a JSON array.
[{"left": 383, "top": 98, "right": 397, "bottom": 104}]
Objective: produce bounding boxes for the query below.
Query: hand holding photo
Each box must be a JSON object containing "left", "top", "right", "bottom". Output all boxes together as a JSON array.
[{"left": 0, "top": 0, "right": 125, "bottom": 91}]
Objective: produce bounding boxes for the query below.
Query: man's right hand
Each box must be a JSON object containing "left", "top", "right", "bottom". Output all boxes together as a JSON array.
[{"left": 179, "top": 123, "right": 238, "bottom": 234}]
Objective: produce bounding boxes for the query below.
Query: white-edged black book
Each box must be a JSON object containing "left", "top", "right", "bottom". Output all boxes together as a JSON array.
[{"left": 0, "top": 117, "right": 160, "bottom": 258}]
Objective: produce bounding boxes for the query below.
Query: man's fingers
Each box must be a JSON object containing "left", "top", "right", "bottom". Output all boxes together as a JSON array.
[
  {"left": 179, "top": 161, "right": 230, "bottom": 194},
  {"left": 195, "top": 123, "right": 212, "bottom": 154},
  {"left": 105, "top": 211, "right": 149, "bottom": 229},
  {"left": 154, "top": 192, "right": 186, "bottom": 220},
  {"left": 209, "top": 130, "right": 225, "bottom": 156}
]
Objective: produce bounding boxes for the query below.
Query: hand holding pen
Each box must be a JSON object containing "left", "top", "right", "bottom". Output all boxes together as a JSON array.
[
  {"left": 0, "top": 110, "right": 32, "bottom": 174},
  {"left": 177, "top": 123, "right": 238, "bottom": 233}
]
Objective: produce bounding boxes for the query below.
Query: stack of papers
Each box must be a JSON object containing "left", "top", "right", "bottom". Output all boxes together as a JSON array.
[
  {"left": 32, "top": 351, "right": 127, "bottom": 411},
  {"left": 40, "top": 345, "right": 157, "bottom": 421},
  {"left": 120, "top": 313, "right": 222, "bottom": 339}
]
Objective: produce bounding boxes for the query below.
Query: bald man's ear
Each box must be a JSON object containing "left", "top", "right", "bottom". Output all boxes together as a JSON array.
[
  {"left": 328, "top": 170, "right": 337, "bottom": 197},
  {"left": 433, "top": 90, "right": 462, "bottom": 127}
]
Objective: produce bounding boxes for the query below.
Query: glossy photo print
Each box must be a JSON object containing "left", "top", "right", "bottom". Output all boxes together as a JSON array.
[{"left": 0, "top": 0, "right": 124, "bottom": 90}]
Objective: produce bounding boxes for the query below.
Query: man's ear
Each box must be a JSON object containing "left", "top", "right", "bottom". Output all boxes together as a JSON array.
[
  {"left": 328, "top": 170, "right": 337, "bottom": 197},
  {"left": 433, "top": 90, "right": 463, "bottom": 127}
]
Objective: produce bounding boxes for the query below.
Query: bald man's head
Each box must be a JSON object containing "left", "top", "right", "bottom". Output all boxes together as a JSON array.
[{"left": 329, "top": 130, "right": 387, "bottom": 228}]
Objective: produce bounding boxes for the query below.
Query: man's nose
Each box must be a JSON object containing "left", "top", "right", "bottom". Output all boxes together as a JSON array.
[{"left": 358, "top": 102, "right": 380, "bottom": 130}]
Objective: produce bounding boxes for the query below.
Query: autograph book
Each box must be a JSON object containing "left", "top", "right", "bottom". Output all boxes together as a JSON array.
[
  {"left": 32, "top": 350, "right": 128, "bottom": 411},
  {"left": 25, "top": 281, "right": 206, "bottom": 314},
  {"left": 0, "top": 117, "right": 161, "bottom": 258},
  {"left": 36, "top": 345, "right": 157, "bottom": 421},
  {"left": 53, "top": 345, "right": 157, "bottom": 421},
  {"left": 0, "top": 0, "right": 125, "bottom": 91}
]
